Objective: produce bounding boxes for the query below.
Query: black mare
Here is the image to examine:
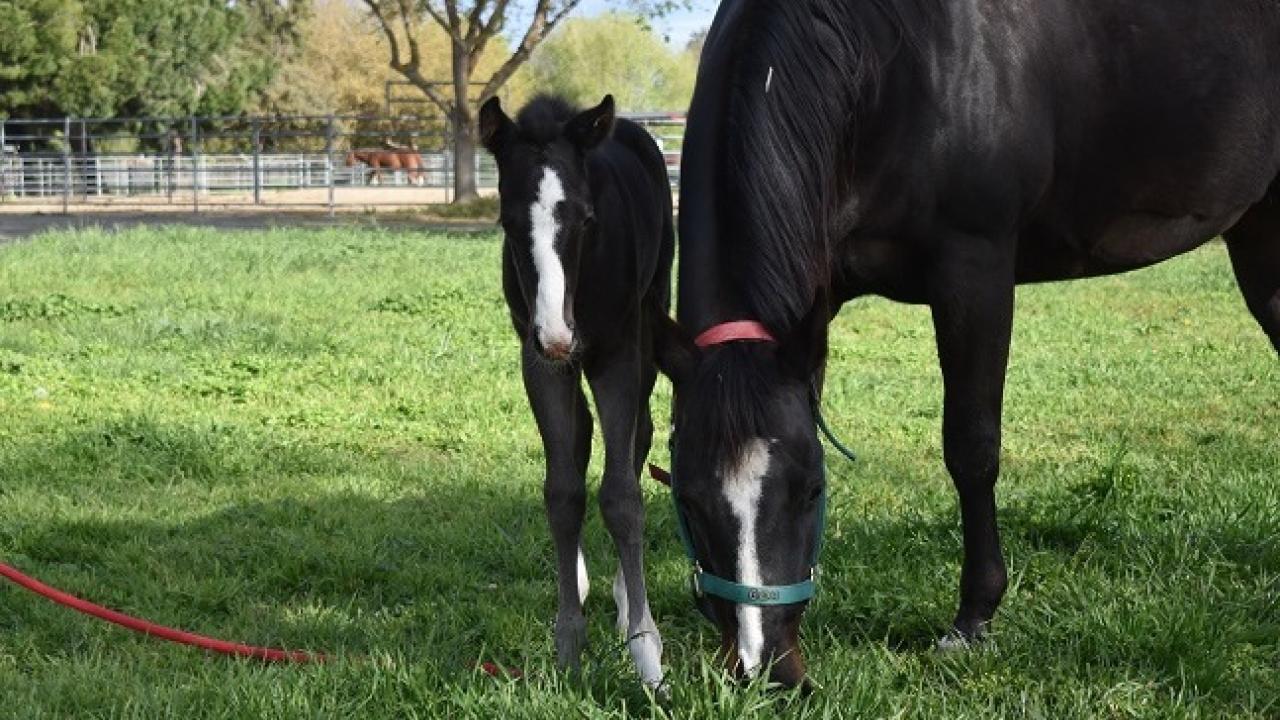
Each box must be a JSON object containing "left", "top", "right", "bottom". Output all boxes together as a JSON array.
[
  {"left": 655, "top": 0, "right": 1280, "bottom": 688},
  {"left": 479, "top": 95, "right": 675, "bottom": 689}
]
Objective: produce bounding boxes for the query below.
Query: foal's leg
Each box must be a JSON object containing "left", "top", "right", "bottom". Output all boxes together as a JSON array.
[
  {"left": 615, "top": 330, "right": 658, "bottom": 630},
  {"left": 586, "top": 338, "right": 665, "bottom": 689},
  {"left": 633, "top": 321, "right": 659, "bottom": 481},
  {"left": 1225, "top": 193, "right": 1280, "bottom": 354},
  {"left": 523, "top": 346, "right": 592, "bottom": 668},
  {"left": 929, "top": 236, "right": 1015, "bottom": 644}
]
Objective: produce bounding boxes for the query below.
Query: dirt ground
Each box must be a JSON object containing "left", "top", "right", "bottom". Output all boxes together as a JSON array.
[
  {"left": 0, "top": 210, "right": 496, "bottom": 242},
  {"left": 0, "top": 187, "right": 503, "bottom": 241}
]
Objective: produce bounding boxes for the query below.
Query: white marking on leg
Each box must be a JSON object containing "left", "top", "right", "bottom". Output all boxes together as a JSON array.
[
  {"left": 613, "top": 566, "right": 664, "bottom": 689},
  {"left": 576, "top": 546, "right": 589, "bottom": 606},
  {"left": 529, "top": 167, "right": 572, "bottom": 352},
  {"left": 721, "top": 438, "right": 773, "bottom": 676},
  {"left": 612, "top": 568, "right": 629, "bottom": 632},
  {"left": 765, "top": 66, "right": 775, "bottom": 94}
]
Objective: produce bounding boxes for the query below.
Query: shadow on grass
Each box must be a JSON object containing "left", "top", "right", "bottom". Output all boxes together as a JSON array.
[{"left": 2, "top": 416, "right": 1276, "bottom": 710}]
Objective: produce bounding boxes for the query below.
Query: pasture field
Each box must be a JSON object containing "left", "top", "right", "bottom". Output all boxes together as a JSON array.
[{"left": 0, "top": 227, "right": 1275, "bottom": 719}]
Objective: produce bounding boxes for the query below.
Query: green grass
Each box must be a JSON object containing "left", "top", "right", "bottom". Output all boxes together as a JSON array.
[{"left": 0, "top": 227, "right": 1275, "bottom": 718}]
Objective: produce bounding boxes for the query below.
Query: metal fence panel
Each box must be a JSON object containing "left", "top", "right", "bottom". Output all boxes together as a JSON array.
[{"left": 0, "top": 112, "right": 685, "bottom": 211}]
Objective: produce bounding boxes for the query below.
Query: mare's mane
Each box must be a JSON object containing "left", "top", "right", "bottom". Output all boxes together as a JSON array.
[
  {"left": 689, "top": 0, "right": 938, "bottom": 466},
  {"left": 720, "top": 0, "right": 937, "bottom": 333}
]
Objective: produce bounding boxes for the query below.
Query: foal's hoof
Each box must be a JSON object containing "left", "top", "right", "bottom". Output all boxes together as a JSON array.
[
  {"left": 553, "top": 614, "right": 588, "bottom": 668},
  {"left": 936, "top": 621, "right": 994, "bottom": 653},
  {"left": 935, "top": 631, "right": 973, "bottom": 653},
  {"left": 644, "top": 678, "right": 672, "bottom": 703}
]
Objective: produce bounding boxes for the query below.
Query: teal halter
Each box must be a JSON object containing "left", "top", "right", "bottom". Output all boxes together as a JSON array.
[
  {"left": 666, "top": 321, "right": 856, "bottom": 607},
  {"left": 668, "top": 455, "right": 828, "bottom": 606}
]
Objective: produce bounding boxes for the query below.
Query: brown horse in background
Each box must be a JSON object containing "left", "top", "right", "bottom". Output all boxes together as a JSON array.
[{"left": 345, "top": 149, "right": 426, "bottom": 186}]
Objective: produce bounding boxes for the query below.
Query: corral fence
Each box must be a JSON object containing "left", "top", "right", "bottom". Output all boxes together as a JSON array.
[{"left": 0, "top": 112, "right": 686, "bottom": 214}]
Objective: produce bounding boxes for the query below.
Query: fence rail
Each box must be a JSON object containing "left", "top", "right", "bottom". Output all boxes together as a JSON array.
[{"left": 0, "top": 112, "right": 687, "bottom": 214}]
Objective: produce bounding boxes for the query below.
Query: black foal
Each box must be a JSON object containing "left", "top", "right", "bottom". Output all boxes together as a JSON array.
[{"left": 480, "top": 94, "right": 675, "bottom": 688}]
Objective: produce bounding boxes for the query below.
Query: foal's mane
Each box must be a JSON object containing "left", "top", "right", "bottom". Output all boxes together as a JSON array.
[
  {"left": 513, "top": 95, "right": 579, "bottom": 145},
  {"left": 720, "top": 0, "right": 937, "bottom": 333}
]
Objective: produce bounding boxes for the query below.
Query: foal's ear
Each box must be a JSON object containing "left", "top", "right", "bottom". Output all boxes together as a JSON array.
[
  {"left": 479, "top": 96, "right": 514, "bottom": 155},
  {"left": 565, "top": 95, "right": 616, "bottom": 151},
  {"left": 779, "top": 295, "right": 831, "bottom": 382},
  {"left": 650, "top": 311, "right": 700, "bottom": 386}
]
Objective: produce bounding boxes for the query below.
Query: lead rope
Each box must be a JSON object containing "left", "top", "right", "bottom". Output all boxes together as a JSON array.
[{"left": 811, "top": 383, "right": 858, "bottom": 464}]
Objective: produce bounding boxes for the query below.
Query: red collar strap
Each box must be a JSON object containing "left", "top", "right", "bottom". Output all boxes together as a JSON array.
[{"left": 695, "top": 321, "right": 776, "bottom": 349}]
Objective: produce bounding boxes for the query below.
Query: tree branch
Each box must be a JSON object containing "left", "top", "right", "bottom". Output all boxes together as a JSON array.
[
  {"left": 420, "top": 1, "right": 456, "bottom": 38},
  {"left": 468, "top": 0, "right": 508, "bottom": 66},
  {"left": 394, "top": 0, "right": 425, "bottom": 67},
  {"left": 399, "top": 66, "right": 454, "bottom": 116},
  {"left": 361, "top": 0, "right": 452, "bottom": 116},
  {"left": 477, "top": 0, "right": 582, "bottom": 104},
  {"left": 463, "top": 0, "right": 492, "bottom": 45},
  {"left": 361, "top": 0, "right": 404, "bottom": 70}
]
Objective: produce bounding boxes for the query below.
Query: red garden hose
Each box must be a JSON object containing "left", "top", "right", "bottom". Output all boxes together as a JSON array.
[
  {"left": 0, "top": 560, "right": 325, "bottom": 663},
  {"left": 1, "top": 560, "right": 526, "bottom": 677}
]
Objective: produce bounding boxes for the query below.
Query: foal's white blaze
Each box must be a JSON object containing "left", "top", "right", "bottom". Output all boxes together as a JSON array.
[
  {"left": 529, "top": 167, "right": 572, "bottom": 352},
  {"left": 721, "top": 438, "right": 773, "bottom": 676}
]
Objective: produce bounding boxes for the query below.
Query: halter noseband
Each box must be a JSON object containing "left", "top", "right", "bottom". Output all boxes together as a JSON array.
[{"left": 669, "top": 320, "right": 828, "bottom": 607}]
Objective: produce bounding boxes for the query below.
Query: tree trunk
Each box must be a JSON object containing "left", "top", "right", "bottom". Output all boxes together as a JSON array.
[
  {"left": 452, "top": 111, "right": 479, "bottom": 203},
  {"left": 451, "top": 41, "right": 479, "bottom": 204}
]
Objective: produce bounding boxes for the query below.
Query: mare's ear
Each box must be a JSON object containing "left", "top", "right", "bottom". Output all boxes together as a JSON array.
[
  {"left": 650, "top": 310, "right": 700, "bottom": 387},
  {"left": 479, "top": 96, "right": 514, "bottom": 155},
  {"left": 779, "top": 294, "right": 830, "bottom": 382},
  {"left": 565, "top": 95, "right": 616, "bottom": 151}
]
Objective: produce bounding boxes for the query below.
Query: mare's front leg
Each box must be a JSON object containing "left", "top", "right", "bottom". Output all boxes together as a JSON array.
[
  {"left": 523, "top": 345, "right": 593, "bottom": 669},
  {"left": 585, "top": 334, "right": 665, "bottom": 690},
  {"left": 929, "top": 233, "right": 1015, "bottom": 644}
]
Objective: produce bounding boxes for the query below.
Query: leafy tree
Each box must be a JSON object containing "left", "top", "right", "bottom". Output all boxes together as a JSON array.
[
  {"left": 529, "top": 13, "right": 696, "bottom": 112},
  {"left": 261, "top": 0, "right": 528, "bottom": 121},
  {"left": 359, "top": 0, "right": 687, "bottom": 203},
  {"left": 0, "top": 0, "right": 308, "bottom": 120}
]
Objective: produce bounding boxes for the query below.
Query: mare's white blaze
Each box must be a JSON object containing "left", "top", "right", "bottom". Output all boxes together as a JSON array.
[
  {"left": 721, "top": 438, "right": 773, "bottom": 676},
  {"left": 576, "top": 546, "right": 589, "bottom": 606},
  {"left": 529, "top": 167, "right": 571, "bottom": 351}
]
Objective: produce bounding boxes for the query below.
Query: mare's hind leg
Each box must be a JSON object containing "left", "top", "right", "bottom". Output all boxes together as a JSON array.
[
  {"left": 586, "top": 334, "right": 665, "bottom": 690},
  {"left": 1225, "top": 191, "right": 1280, "bottom": 353},
  {"left": 522, "top": 346, "right": 593, "bottom": 669}
]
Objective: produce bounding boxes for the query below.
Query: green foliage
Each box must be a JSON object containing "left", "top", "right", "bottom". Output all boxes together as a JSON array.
[
  {"left": 529, "top": 13, "right": 698, "bottom": 112},
  {"left": 0, "top": 0, "right": 307, "bottom": 119},
  {"left": 0, "top": 227, "right": 1276, "bottom": 717}
]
